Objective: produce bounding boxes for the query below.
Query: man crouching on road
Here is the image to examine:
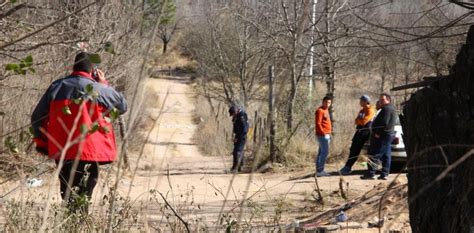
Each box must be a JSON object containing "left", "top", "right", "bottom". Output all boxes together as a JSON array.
[
  {"left": 228, "top": 105, "right": 249, "bottom": 173},
  {"left": 31, "top": 52, "right": 127, "bottom": 213}
]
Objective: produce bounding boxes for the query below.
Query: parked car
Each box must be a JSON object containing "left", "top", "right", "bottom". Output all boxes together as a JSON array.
[{"left": 391, "top": 119, "right": 407, "bottom": 171}]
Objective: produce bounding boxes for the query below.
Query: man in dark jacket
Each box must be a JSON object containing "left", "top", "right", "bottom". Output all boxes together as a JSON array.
[
  {"left": 31, "top": 52, "right": 127, "bottom": 211},
  {"left": 361, "top": 93, "right": 396, "bottom": 180},
  {"left": 229, "top": 105, "right": 249, "bottom": 173}
]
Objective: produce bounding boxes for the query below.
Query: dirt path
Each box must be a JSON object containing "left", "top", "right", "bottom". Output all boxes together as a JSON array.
[{"left": 0, "top": 75, "right": 409, "bottom": 231}]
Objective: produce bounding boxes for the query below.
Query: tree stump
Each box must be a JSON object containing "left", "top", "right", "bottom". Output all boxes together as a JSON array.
[{"left": 400, "top": 26, "right": 474, "bottom": 233}]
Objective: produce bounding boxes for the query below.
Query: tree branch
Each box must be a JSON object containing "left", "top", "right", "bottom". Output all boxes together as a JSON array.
[
  {"left": 0, "top": 2, "right": 96, "bottom": 50},
  {"left": 158, "top": 191, "right": 191, "bottom": 233},
  {"left": 0, "top": 3, "right": 25, "bottom": 20}
]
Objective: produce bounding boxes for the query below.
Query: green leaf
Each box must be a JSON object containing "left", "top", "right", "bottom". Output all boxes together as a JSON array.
[
  {"left": 62, "top": 106, "right": 72, "bottom": 115},
  {"left": 90, "top": 91, "right": 99, "bottom": 99},
  {"left": 100, "top": 126, "right": 110, "bottom": 133},
  {"left": 110, "top": 108, "right": 119, "bottom": 121},
  {"left": 88, "top": 54, "right": 101, "bottom": 64},
  {"left": 104, "top": 116, "right": 112, "bottom": 123},
  {"left": 80, "top": 124, "right": 89, "bottom": 135},
  {"left": 104, "top": 42, "right": 115, "bottom": 54},
  {"left": 5, "top": 64, "right": 18, "bottom": 71},
  {"left": 5, "top": 136, "right": 19, "bottom": 154},
  {"left": 72, "top": 98, "right": 82, "bottom": 105},
  {"left": 85, "top": 84, "right": 94, "bottom": 94},
  {"left": 89, "top": 122, "right": 99, "bottom": 133},
  {"left": 10, "top": 146, "right": 19, "bottom": 154},
  {"left": 10, "top": 0, "right": 17, "bottom": 3},
  {"left": 29, "top": 67, "right": 36, "bottom": 73},
  {"left": 28, "top": 126, "right": 35, "bottom": 136},
  {"left": 23, "top": 55, "right": 33, "bottom": 66},
  {"left": 19, "top": 130, "right": 30, "bottom": 142}
]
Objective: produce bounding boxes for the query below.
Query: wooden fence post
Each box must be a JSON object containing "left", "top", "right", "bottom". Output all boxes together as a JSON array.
[
  {"left": 253, "top": 111, "right": 258, "bottom": 144},
  {"left": 268, "top": 65, "right": 277, "bottom": 162},
  {"left": 0, "top": 111, "right": 4, "bottom": 152}
]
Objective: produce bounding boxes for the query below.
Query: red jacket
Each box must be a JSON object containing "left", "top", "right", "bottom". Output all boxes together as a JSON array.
[{"left": 31, "top": 71, "right": 127, "bottom": 163}]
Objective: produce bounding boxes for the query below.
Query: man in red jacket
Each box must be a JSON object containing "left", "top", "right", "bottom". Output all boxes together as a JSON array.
[{"left": 31, "top": 52, "right": 127, "bottom": 211}]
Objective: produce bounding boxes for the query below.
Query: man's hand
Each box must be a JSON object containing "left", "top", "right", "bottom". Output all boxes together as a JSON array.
[{"left": 96, "top": 69, "right": 106, "bottom": 83}]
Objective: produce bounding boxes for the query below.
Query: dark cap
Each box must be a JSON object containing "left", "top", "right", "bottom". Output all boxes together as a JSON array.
[
  {"left": 360, "top": 95, "right": 371, "bottom": 103},
  {"left": 73, "top": 52, "right": 92, "bottom": 72},
  {"left": 228, "top": 105, "right": 239, "bottom": 116}
]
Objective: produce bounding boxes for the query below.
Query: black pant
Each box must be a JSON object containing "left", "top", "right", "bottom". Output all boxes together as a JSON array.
[
  {"left": 343, "top": 129, "right": 370, "bottom": 169},
  {"left": 57, "top": 160, "right": 99, "bottom": 208},
  {"left": 232, "top": 139, "right": 246, "bottom": 171}
]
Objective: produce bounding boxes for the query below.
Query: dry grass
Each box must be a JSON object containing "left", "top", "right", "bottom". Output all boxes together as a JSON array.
[
  {"left": 192, "top": 95, "right": 232, "bottom": 158},
  {"left": 190, "top": 77, "right": 369, "bottom": 170},
  {"left": 150, "top": 39, "right": 197, "bottom": 70}
]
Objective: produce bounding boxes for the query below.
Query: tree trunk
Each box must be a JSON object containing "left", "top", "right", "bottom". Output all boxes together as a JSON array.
[
  {"left": 268, "top": 66, "right": 277, "bottom": 162},
  {"left": 400, "top": 25, "right": 474, "bottom": 233},
  {"left": 162, "top": 40, "right": 168, "bottom": 54},
  {"left": 286, "top": 81, "right": 297, "bottom": 132},
  {"left": 380, "top": 60, "right": 386, "bottom": 93},
  {"left": 286, "top": 48, "right": 298, "bottom": 132}
]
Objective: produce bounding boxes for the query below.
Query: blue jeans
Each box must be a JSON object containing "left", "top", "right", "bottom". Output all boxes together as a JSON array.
[
  {"left": 368, "top": 133, "right": 392, "bottom": 177},
  {"left": 316, "top": 135, "right": 331, "bottom": 172},
  {"left": 232, "top": 139, "right": 246, "bottom": 170}
]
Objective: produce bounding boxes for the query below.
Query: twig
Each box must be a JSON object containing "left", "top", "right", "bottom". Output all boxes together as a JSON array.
[
  {"left": 0, "top": 3, "right": 25, "bottom": 20},
  {"left": 158, "top": 191, "right": 191, "bottom": 233},
  {"left": 339, "top": 176, "right": 347, "bottom": 200},
  {"left": 313, "top": 175, "right": 324, "bottom": 204},
  {"left": 0, "top": 2, "right": 96, "bottom": 50}
]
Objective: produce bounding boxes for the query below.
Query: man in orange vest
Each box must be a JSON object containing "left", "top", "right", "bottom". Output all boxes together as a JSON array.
[
  {"left": 315, "top": 95, "right": 332, "bottom": 177},
  {"left": 340, "top": 95, "right": 375, "bottom": 175}
]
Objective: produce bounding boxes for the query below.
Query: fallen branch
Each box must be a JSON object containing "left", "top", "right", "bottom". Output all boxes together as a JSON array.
[
  {"left": 158, "top": 191, "right": 191, "bottom": 233},
  {"left": 313, "top": 175, "right": 324, "bottom": 204},
  {"left": 339, "top": 176, "right": 347, "bottom": 200}
]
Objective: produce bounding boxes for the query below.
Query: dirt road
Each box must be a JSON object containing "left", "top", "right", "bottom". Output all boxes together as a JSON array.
[{"left": 112, "top": 76, "right": 409, "bottom": 230}]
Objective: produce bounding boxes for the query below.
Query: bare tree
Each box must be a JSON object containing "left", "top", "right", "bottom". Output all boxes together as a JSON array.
[{"left": 182, "top": 2, "right": 273, "bottom": 106}]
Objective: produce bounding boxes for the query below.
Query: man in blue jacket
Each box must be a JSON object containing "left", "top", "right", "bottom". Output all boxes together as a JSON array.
[
  {"left": 31, "top": 52, "right": 127, "bottom": 212},
  {"left": 229, "top": 105, "right": 249, "bottom": 173}
]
